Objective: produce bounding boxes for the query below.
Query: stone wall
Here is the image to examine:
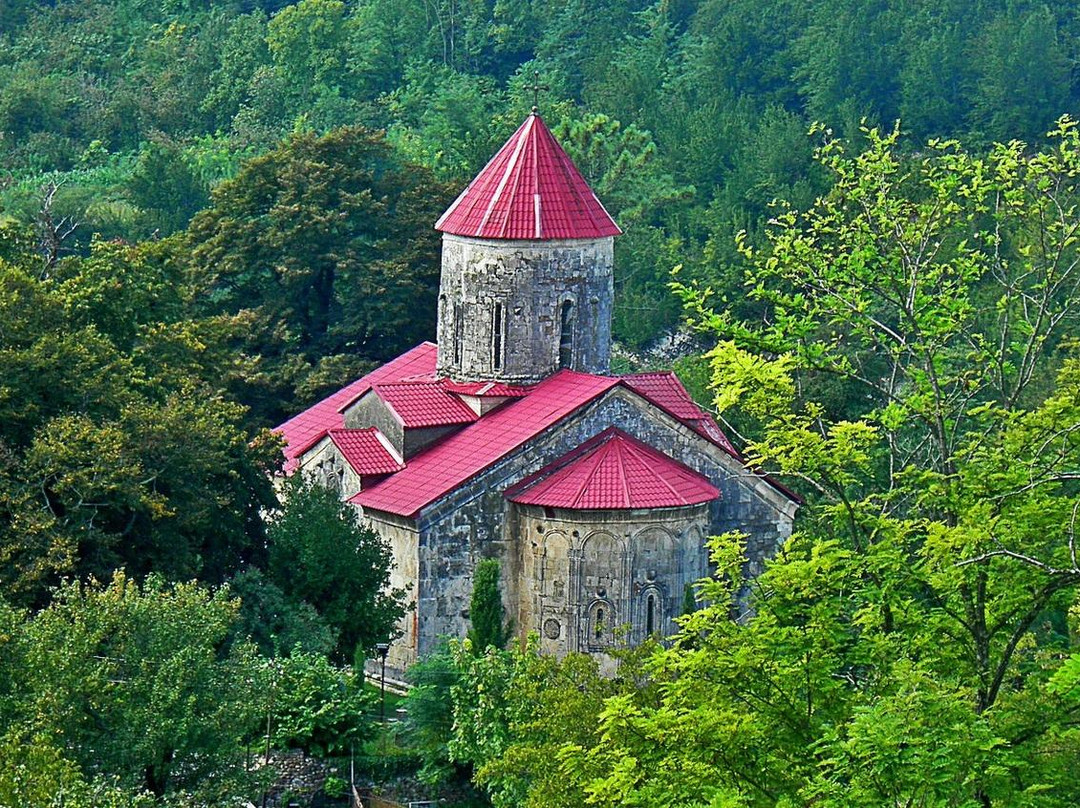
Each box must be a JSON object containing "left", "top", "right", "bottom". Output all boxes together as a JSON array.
[
  {"left": 513, "top": 502, "right": 712, "bottom": 659},
  {"left": 358, "top": 511, "right": 421, "bottom": 673},
  {"left": 344, "top": 393, "right": 402, "bottom": 452},
  {"left": 343, "top": 391, "right": 460, "bottom": 459},
  {"left": 435, "top": 234, "right": 614, "bottom": 383},
  {"left": 297, "top": 437, "right": 362, "bottom": 502},
  {"left": 397, "top": 386, "right": 797, "bottom": 672}
]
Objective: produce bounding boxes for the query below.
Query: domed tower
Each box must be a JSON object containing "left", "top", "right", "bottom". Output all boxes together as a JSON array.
[{"left": 434, "top": 112, "right": 621, "bottom": 384}]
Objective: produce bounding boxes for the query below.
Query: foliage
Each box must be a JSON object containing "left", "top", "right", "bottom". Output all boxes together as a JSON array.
[
  {"left": 467, "top": 558, "right": 512, "bottom": 652},
  {"left": 446, "top": 636, "right": 641, "bottom": 808},
  {"left": 0, "top": 240, "right": 278, "bottom": 606},
  {"left": 401, "top": 645, "right": 462, "bottom": 785},
  {"left": 267, "top": 651, "right": 375, "bottom": 757},
  {"left": 4, "top": 0, "right": 1080, "bottom": 355},
  {"left": 266, "top": 475, "right": 407, "bottom": 663},
  {"left": 553, "top": 121, "right": 1080, "bottom": 806},
  {"left": 185, "top": 126, "right": 453, "bottom": 425},
  {"left": 0, "top": 574, "right": 264, "bottom": 801},
  {"left": 228, "top": 565, "right": 337, "bottom": 658}
]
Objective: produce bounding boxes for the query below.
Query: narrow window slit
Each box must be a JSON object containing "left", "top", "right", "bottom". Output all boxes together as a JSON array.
[
  {"left": 493, "top": 302, "right": 503, "bottom": 371},
  {"left": 559, "top": 301, "right": 573, "bottom": 369}
]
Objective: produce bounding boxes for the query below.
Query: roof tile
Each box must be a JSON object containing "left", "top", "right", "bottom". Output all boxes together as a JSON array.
[
  {"left": 351, "top": 370, "right": 618, "bottom": 517},
  {"left": 505, "top": 427, "right": 720, "bottom": 510},
  {"left": 275, "top": 343, "right": 437, "bottom": 471},
  {"left": 435, "top": 113, "right": 621, "bottom": 240},
  {"left": 373, "top": 382, "right": 478, "bottom": 428},
  {"left": 329, "top": 428, "right": 403, "bottom": 475}
]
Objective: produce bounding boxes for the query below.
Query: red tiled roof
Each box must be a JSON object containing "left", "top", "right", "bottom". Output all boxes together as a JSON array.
[
  {"left": 275, "top": 343, "right": 437, "bottom": 471},
  {"left": 434, "top": 113, "right": 621, "bottom": 240},
  {"left": 621, "top": 372, "right": 739, "bottom": 457},
  {"left": 442, "top": 380, "right": 529, "bottom": 398},
  {"left": 351, "top": 370, "right": 619, "bottom": 517},
  {"left": 328, "top": 428, "right": 403, "bottom": 475},
  {"left": 505, "top": 427, "right": 719, "bottom": 510},
  {"left": 373, "top": 382, "right": 478, "bottom": 428},
  {"left": 278, "top": 346, "right": 766, "bottom": 516}
]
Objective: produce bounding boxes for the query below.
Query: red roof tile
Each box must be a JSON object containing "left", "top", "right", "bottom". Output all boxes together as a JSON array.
[
  {"left": 442, "top": 380, "right": 530, "bottom": 398},
  {"left": 505, "top": 427, "right": 720, "bottom": 510},
  {"left": 279, "top": 346, "right": 760, "bottom": 516},
  {"left": 275, "top": 343, "right": 437, "bottom": 471},
  {"left": 351, "top": 370, "right": 619, "bottom": 517},
  {"left": 328, "top": 428, "right": 403, "bottom": 475},
  {"left": 373, "top": 382, "right": 478, "bottom": 428},
  {"left": 621, "top": 372, "right": 739, "bottom": 456},
  {"left": 435, "top": 113, "right": 621, "bottom": 240}
]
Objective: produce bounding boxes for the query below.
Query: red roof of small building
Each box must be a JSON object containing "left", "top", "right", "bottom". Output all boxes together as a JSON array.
[
  {"left": 328, "top": 428, "right": 403, "bottom": 475},
  {"left": 372, "top": 382, "right": 479, "bottom": 428},
  {"left": 434, "top": 113, "right": 621, "bottom": 240},
  {"left": 505, "top": 427, "right": 719, "bottom": 510},
  {"left": 276, "top": 343, "right": 437, "bottom": 471}
]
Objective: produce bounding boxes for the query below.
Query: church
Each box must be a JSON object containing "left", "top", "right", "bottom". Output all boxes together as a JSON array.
[{"left": 276, "top": 110, "right": 798, "bottom": 676}]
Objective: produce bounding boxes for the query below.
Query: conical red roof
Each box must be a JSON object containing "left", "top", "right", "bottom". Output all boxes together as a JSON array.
[
  {"left": 435, "top": 113, "right": 621, "bottom": 240},
  {"left": 504, "top": 427, "right": 719, "bottom": 510}
]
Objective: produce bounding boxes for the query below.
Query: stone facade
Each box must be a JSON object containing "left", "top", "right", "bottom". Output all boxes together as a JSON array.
[
  {"left": 513, "top": 502, "right": 711, "bottom": 660},
  {"left": 435, "top": 234, "right": 614, "bottom": 383},
  {"left": 299, "top": 436, "right": 362, "bottom": 501},
  {"left": 360, "top": 385, "right": 797, "bottom": 675}
]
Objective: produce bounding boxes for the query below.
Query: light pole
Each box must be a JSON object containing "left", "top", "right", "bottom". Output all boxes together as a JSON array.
[{"left": 375, "top": 642, "right": 390, "bottom": 723}]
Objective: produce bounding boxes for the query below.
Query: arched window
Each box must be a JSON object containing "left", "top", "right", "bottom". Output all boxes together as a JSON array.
[
  {"left": 492, "top": 301, "right": 503, "bottom": 371},
  {"left": 558, "top": 300, "right": 573, "bottom": 369},
  {"left": 588, "top": 599, "right": 614, "bottom": 647},
  {"left": 646, "top": 594, "right": 655, "bottom": 635}
]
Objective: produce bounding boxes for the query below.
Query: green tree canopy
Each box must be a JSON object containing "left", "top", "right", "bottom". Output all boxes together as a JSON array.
[
  {"left": 467, "top": 558, "right": 512, "bottom": 653},
  {"left": 0, "top": 574, "right": 264, "bottom": 801},
  {"left": 186, "top": 125, "right": 454, "bottom": 425},
  {"left": 265, "top": 475, "right": 407, "bottom": 663},
  {"left": 0, "top": 239, "right": 278, "bottom": 606},
  {"left": 555, "top": 120, "right": 1080, "bottom": 807}
]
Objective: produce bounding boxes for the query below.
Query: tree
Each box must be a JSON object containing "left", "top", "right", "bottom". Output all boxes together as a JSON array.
[
  {"left": 971, "top": 6, "right": 1072, "bottom": 144},
  {"left": 446, "top": 636, "right": 643, "bottom": 808},
  {"left": 0, "top": 241, "right": 278, "bottom": 605},
  {"left": 402, "top": 645, "right": 462, "bottom": 785},
  {"left": 551, "top": 121, "right": 1080, "bottom": 806},
  {"left": 0, "top": 574, "right": 265, "bottom": 801},
  {"left": 186, "top": 126, "right": 453, "bottom": 425},
  {"left": 267, "top": 651, "right": 375, "bottom": 756},
  {"left": 552, "top": 112, "right": 693, "bottom": 348},
  {"left": 467, "top": 558, "right": 512, "bottom": 652},
  {"left": 266, "top": 475, "right": 407, "bottom": 663},
  {"left": 126, "top": 140, "right": 209, "bottom": 236}
]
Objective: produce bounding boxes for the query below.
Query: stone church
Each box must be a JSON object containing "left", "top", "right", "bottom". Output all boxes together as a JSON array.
[{"left": 277, "top": 111, "right": 798, "bottom": 675}]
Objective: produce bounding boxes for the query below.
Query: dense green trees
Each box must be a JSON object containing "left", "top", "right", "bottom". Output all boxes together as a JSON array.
[
  {"left": 187, "top": 125, "right": 453, "bottom": 423},
  {"left": 6, "top": 0, "right": 1080, "bottom": 348},
  {"left": 0, "top": 574, "right": 264, "bottom": 803},
  {"left": 264, "top": 476, "right": 407, "bottom": 662},
  {"left": 0, "top": 239, "right": 278, "bottom": 606}
]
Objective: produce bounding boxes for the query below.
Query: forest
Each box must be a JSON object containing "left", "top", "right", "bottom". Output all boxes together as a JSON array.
[{"left": 1, "top": 0, "right": 1079, "bottom": 805}]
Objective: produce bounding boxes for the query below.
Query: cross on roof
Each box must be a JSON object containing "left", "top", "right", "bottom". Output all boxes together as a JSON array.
[{"left": 528, "top": 70, "right": 550, "bottom": 113}]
